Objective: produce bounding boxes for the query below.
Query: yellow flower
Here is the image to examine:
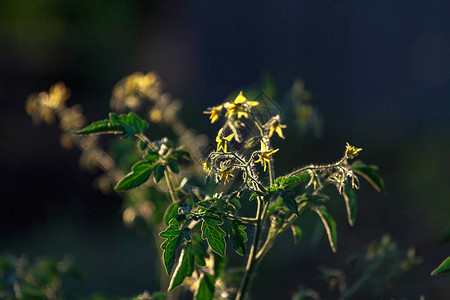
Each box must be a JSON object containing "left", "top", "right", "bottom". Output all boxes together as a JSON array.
[
  {"left": 203, "top": 105, "right": 223, "bottom": 123},
  {"left": 346, "top": 142, "right": 362, "bottom": 158},
  {"left": 255, "top": 141, "right": 279, "bottom": 171},
  {"left": 216, "top": 128, "right": 234, "bottom": 152},
  {"left": 218, "top": 168, "right": 234, "bottom": 183},
  {"left": 202, "top": 160, "right": 212, "bottom": 173},
  {"left": 224, "top": 91, "right": 259, "bottom": 119},
  {"left": 268, "top": 115, "right": 287, "bottom": 139}
]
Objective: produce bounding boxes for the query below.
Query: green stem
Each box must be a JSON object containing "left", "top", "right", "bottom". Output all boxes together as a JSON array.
[
  {"left": 236, "top": 198, "right": 263, "bottom": 300},
  {"left": 236, "top": 133, "right": 276, "bottom": 299},
  {"left": 287, "top": 157, "right": 346, "bottom": 178}
]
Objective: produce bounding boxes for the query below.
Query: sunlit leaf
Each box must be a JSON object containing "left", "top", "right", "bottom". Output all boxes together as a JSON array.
[
  {"left": 201, "top": 214, "right": 226, "bottom": 256},
  {"left": 192, "top": 233, "right": 207, "bottom": 267},
  {"left": 114, "top": 161, "right": 153, "bottom": 191},
  {"left": 113, "top": 112, "right": 148, "bottom": 135},
  {"left": 213, "top": 252, "right": 227, "bottom": 278},
  {"left": 144, "top": 151, "right": 159, "bottom": 162},
  {"left": 352, "top": 161, "right": 385, "bottom": 193},
  {"left": 75, "top": 119, "right": 124, "bottom": 135},
  {"left": 76, "top": 112, "right": 148, "bottom": 137},
  {"left": 343, "top": 185, "right": 357, "bottom": 226},
  {"left": 431, "top": 257, "right": 450, "bottom": 275},
  {"left": 173, "top": 149, "right": 191, "bottom": 160},
  {"left": 274, "top": 173, "right": 310, "bottom": 189},
  {"left": 167, "top": 160, "right": 180, "bottom": 174},
  {"left": 138, "top": 140, "right": 148, "bottom": 151},
  {"left": 228, "top": 198, "right": 241, "bottom": 210},
  {"left": 163, "top": 203, "right": 180, "bottom": 226},
  {"left": 249, "top": 193, "right": 258, "bottom": 201},
  {"left": 229, "top": 220, "right": 247, "bottom": 256},
  {"left": 194, "top": 274, "right": 215, "bottom": 300},
  {"left": 312, "top": 206, "right": 337, "bottom": 253},
  {"left": 154, "top": 163, "right": 165, "bottom": 183},
  {"left": 160, "top": 222, "right": 184, "bottom": 275},
  {"left": 168, "top": 243, "right": 195, "bottom": 291}
]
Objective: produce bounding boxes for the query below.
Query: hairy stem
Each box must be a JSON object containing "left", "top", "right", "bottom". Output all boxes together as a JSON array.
[{"left": 287, "top": 157, "right": 346, "bottom": 178}]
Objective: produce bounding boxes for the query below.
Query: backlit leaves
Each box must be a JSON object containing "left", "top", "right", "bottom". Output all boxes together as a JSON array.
[
  {"left": 168, "top": 243, "right": 195, "bottom": 291},
  {"left": 312, "top": 206, "right": 337, "bottom": 253},
  {"left": 160, "top": 222, "right": 184, "bottom": 275},
  {"left": 163, "top": 203, "right": 180, "bottom": 226},
  {"left": 167, "top": 160, "right": 180, "bottom": 174},
  {"left": 195, "top": 273, "right": 215, "bottom": 300},
  {"left": 352, "top": 161, "right": 385, "bottom": 193},
  {"left": 431, "top": 257, "right": 450, "bottom": 275},
  {"left": 343, "top": 185, "right": 357, "bottom": 226},
  {"left": 229, "top": 220, "right": 247, "bottom": 256},
  {"left": 201, "top": 214, "right": 226, "bottom": 256},
  {"left": 114, "top": 161, "right": 153, "bottom": 191},
  {"left": 153, "top": 163, "right": 165, "bottom": 183},
  {"left": 76, "top": 112, "right": 148, "bottom": 137}
]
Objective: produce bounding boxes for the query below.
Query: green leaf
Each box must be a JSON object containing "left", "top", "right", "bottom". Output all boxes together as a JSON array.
[
  {"left": 228, "top": 198, "right": 241, "bottom": 210},
  {"left": 229, "top": 221, "right": 247, "bottom": 256},
  {"left": 75, "top": 112, "right": 148, "bottom": 137},
  {"left": 297, "top": 193, "right": 329, "bottom": 203},
  {"left": 163, "top": 203, "right": 180, "bottom": 226},
  {"left": 174, "top": 149, "right": 191, "bottom": 160},
  {"left": 160, "top": 222, "right": 184, "bottom": 275},
  {"left": 201, "top": 214, "right": 226, "bottom": 256},
  {"left": 114, "top": 161, "right": 153, "bottom": 191},
  {"left": 352, "top": 161, "right": 385, "bottom": 193},
  {"left": 192, "top": 233, "right": 207, "bottom": 267},
  {"left": 291, "top": 225, "right": 302, "bottom": 244},
  {"left": 431, "top": 257, "right": 450, "bottom": 275},
  {"left": 343, "top": 185, "right": 357, "bottom": 226},
  {"left": 212, "top": 252, "right": 227, "bottom": 277},
  {"left": 197, "top": 200, "right": 212, "bottom": 209},
  {"left": 274, "top": 173, "right": 310, "bottom": 189},
  {"left": 75, "top": 119, "right": 124, "bottom": 135},
  {"left": 168, "top": 243, "right": 195, "bottom": 291},
  {"left": 312, "top": 206, "right": 337, "bottom": 253},
  {"left": 151, "top": 292, "right": 167, "bottom": 300},
  {"left": 249, "top": 193, "right": 258, "bottom": 201},
  {"left": 194, "top": 274, "right": 215, "bottom": 300},
  {"left": 282, "top": 173, "right": 310, "bottom": 187},
  {"left": 138, "top": 140, "right": 148, "bottom": 151},
  {"left": 281, "top": 189, "right": 299, "bottom": 217},
  {"left": 144, "top": 152, "right": 159, "bottom": 162},
  {"left": 167, "top": 160, "right": 180, "bottom": 174},
  {"left": 154, "top": 163, "right": 165, "bottom": 183},
  {"left": 115, "top": 112, "right": 148, "bottom": 135}
]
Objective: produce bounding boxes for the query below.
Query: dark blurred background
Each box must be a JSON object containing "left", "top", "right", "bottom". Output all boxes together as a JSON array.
[{"left": 1, "top": 0, "right": 449, "bottom": 299}]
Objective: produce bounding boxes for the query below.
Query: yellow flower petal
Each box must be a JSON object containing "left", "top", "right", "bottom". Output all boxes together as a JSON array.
[
  {"left": 246, "top": 100, "right": 259, "bottom": 107},
  {"left": 203, "top": 105, "right": 223, "bottom": 124},
  {"left": 224, "top": 132, "right": 235, "bottom": 141},
  {"left": 345, "top": 142, "right": 362, "bottom": 157},
  {"left": 266, "top": 148, "right": 279, "bottom": 156},
  {"left": 275, "top": 126, "right": 285, "bottom": 139},
  {"left": 234, "top": 91, "right": 247, "bottom": 104},
  {"left": 269, "top": 126, "right": 275, "bottom": 138}
]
